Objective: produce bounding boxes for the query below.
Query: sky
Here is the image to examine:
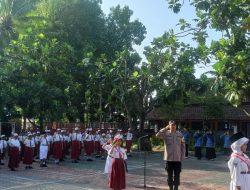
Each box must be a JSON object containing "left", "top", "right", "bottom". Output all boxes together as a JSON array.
[{"left": 101, "top": 0, "right": 222, "bottom": 78}]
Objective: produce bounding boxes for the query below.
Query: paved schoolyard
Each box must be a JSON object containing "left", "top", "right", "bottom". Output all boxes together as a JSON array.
[{"left": 0, "top": 152, "right": 230, "bottom": 190}]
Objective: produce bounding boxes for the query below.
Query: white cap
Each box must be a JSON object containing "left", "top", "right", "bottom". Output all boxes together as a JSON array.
[
  {"left": 75, "top": 127, "right": 79, "bottom": 130},
  {"left": 45, "top": 130, "right": 50, "bottom": 133},
  {"left": 1, "top": 135, "right": 5, "bottom": 138},
  {"left": 102, "top": 133, "right": 106, "bottom": 136},
  {"left": 114, "top": 134, "right": 123, "bottom": 140},
  {"left": 13, "top": 133, "right": 18, "bottom": 137}
]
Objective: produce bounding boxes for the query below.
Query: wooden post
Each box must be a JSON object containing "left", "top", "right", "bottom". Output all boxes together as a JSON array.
[
  {"left": 188, "top": 121, "right": 192, "bottom": 129},
  {"left": 214, "top": 121, "right": 218, "bottom": 132}
]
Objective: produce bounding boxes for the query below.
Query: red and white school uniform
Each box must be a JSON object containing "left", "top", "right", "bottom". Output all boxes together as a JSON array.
[
  {"left": 8, "top": 138, "right": 21, "bottom": 170},
  {"left": 53, "top": 133, "right": 63, "bottom": 161},
  {"left": 104, "top": 145, "right": 127, "bottom": 190},
  {"left": 23, "top": 138, "right": 35, "bottom": 165},
  {"left": 85, "top": 134, "right": 95, "bottom": 156},
  {"left": 0, "top": 139, "right": 7, "bottom": 164},
  {"left": 70, "top": 133, "right": 82, "bottom": 160},
  {"left": 94, "top": 134, "right": 101, "bottom": 155},
  {"left": 40, "top": 136, "right": 49, "bottom": 160},
  {"left": 126, "top": 132, "right": 133, "bottom": 154}
]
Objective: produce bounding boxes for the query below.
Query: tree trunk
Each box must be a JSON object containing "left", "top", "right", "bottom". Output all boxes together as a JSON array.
[
  {"left": 124, "top": 104, "right": 132, "bottom": 129},
  {"left": 39, "top": 115, "right": 44, "bottom": 131},
  {"left": 22, "top": 116, "right": 26, "bottom": 131},
  {"left": 99, "top": 92, "right": 102, "bottom": 127},
  {"left": 139, "top": 112, "right": 146, "bottom": 132}
]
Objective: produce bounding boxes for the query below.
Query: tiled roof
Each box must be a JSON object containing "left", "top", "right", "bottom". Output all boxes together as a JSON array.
[{"left": 147, "top": 104, "right": 250, "bottom": 121}]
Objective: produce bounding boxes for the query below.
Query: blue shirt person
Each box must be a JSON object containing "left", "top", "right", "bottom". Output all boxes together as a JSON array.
[
  {"left": 193, "top": 130, "right": 203, "bottom": 159},
  {"left": 193, "top": 130, "right": 203, "bottom": 147},
  {"left": 203, "top": 131, "right": 215, "bottom": 148},
  {"left": 220, "top": 131, "right": 231, "bottom": 148},
  {"left": 220, "top": 131, "right": 231, "bottom": 156},
  {"left": 203, "top": 130, "right": 216, "bottom": 160}
]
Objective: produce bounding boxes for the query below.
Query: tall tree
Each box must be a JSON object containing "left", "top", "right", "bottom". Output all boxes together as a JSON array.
[{"left": 166, "top": 0, "right": 250, "bottom": 106}]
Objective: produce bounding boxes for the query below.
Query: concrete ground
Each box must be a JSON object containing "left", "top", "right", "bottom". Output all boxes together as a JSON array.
[{"left": 0, "top": 152, "right": 230, "bottom": 190}]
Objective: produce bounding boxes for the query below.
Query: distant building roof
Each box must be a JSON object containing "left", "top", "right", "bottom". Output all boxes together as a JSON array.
[{"left": 147, "top": 104, "right": 250, "bottom": 121}]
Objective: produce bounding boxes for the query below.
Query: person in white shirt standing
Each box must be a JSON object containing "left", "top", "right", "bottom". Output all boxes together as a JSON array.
[
  {"left": 103, "top": 134, "right": 127, "bottom": 190},
  {"left": 40, "top": 131, "right": 50, "bottom": 167},
  {"left": 228, "top": 132, "right": 250, "bottom": 190},
  {"left": 23, "top": 133, "right": 35, "bottom": 169},
  {"left": 94, "top": 130, "right": 101, "bottom": 158},
  {"left": 100, "top": 133, "right": 107, "bottom": 160},
  {"left": 34, "top": 131, "right": 41, "bottom": 159},
  {"left": 8, "top": 133, "right": 21, "bottom": 171},
  {"left": 70, "top": 127, "right": 82, "bottom": 163},
  {"left": 126, "top": 128, "right": 133, "bottom": 157},
  {"left": 46, "top": 130, "right": 53, "bottom": 159},
  {"left": 85, "top": 128, "right": 94, "bottom": 161},
  {"left": 0, "top": 135, "right": 8, "bottom": 165},
  {"left": 53, "top": 129, "right": 63, "bottom": 164}
]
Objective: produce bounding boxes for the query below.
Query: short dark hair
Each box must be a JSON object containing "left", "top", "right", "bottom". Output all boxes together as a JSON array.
[{"left": 169, "top": 120, "right": 176, "bottom": 125}]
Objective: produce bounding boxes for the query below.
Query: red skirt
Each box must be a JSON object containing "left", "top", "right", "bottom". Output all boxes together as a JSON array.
[
  {"left": 94, "top": 141, "right": 101, "bottom": 152},
  {"left": 53, "top": 142, "right": 63, "bottom": 159},
  {"left": 109, "top": 158, "right": 126, "bottom": 189},
  {"left": 23, "top": 146, "right": 33, "bottom": 165},
  {"left": 85, "top": 141, "right": 94, "bottom": 156},
  {"left": 71, "top": 141, "right": 80, "bottom": 159},
  {"left": 34, "top": 143, "right": 40, "bottom": 157},
  {"left": 126, "top": 140, "right": 132, "bottom": 153},
  {"left": 8, "top": 147, "right": 20, "bottom": 169}
]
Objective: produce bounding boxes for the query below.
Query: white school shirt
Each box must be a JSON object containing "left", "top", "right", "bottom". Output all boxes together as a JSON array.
[
  {"left": 40, "top": 136, "right": 49, "bottom": 146},
  {"left": 0, "top": 140, "right": 7, "bottom": 150},
  {"left": 85, "top": 134, "right": 94, "bottom": 142},
  {"left": 228, "top": 154, "right": 250, "bottom": 190},
  {"left": 47, "top": 135, "right": 53, "bottom": 144},
  {"left": 35, "top": 136, "right": 41, "bottom": 144},
  {"left": 8, "top": 139, "right": 21, "bottom": 150},
  {"left": 106, "top": 133, "right": 112, "bottom": 140},
  {"left": 94, "top": 134, "right": 101, "bottom": 141},
  {"left": 0, "top": 140, "right": 3, "bottom": 152},
  {"left": 126, "top": 132, "right": 133, "bottom": 141},
  {"left": 18, "top": 135, "right": 26, "bottom": 143},
  {"left": 100, "top": 137, "right": 107, "bottom": 145},
  {"left": 70, "top": 133, "right": 82, "bottom": 141},
  {"left": 24, "top": 138, "right": 36, "bottom": 148},
  {"left": 53, "top": 134, "right": 62, "bottom": 142}
]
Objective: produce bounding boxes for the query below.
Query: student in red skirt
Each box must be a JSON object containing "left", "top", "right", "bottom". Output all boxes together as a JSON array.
[
  {"left": 125, "top": 128, "right": 133, "bottom": 157},
  {"left": 53, "top": 129, "right": 63, "bottom": 164},
  {"left": 8, "top": 133, "right": 21, "bottom": 171},
  {"left": 103, "top": 134, "right": 127, "bottom": 190},
  {"left": 23, "top": 133, "right": 35, "bottom": 169}
]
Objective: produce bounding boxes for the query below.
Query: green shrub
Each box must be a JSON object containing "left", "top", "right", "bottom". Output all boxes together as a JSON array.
[{"left": 150, "top": 136, "right": 164, "bottom": 146}]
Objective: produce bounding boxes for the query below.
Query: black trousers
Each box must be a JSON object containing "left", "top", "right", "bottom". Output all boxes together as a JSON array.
[
  {"left": 194, "top": 147, "right": 202, "bottom": 159},
  {"left": 185, "top": 144, "right": 189, "bottom": 157},
  {"left": 166, "top": 161, "right": 182, "bottom": 187},
  {"left": 205, "top": 147, "right": 216, "bottom": 160}
]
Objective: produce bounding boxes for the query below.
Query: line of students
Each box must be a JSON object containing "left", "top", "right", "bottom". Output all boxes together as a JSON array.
[
  {"left": 0, "top": 127, "right": 133, "bottom": 173},
  {"left": 183, "top": 129, "right": 231, "bottom": 160}
]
